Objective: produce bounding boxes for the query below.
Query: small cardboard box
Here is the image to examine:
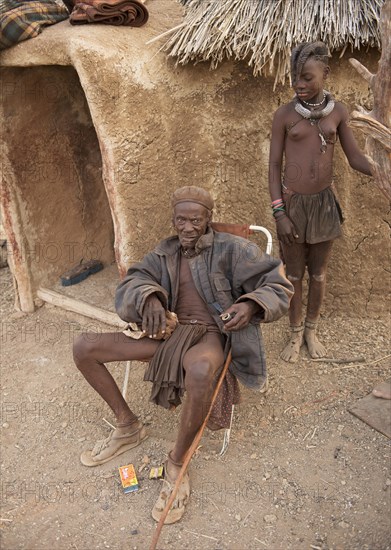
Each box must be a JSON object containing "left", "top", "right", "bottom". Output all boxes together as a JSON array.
[
  {"left": 118, "top": 464, "right": 139, "bottom": 494},
  {"left": 149, "top": 465, "right": 164, "bottom": 480}
]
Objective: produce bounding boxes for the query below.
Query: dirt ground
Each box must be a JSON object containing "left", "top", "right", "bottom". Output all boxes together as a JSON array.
[{"left": 1, "top": 265, "right": 390, "bottom": 550}]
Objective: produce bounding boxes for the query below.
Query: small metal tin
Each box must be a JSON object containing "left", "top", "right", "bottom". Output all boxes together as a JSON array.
[{"left": 220, "top": 312, "right": 236, "bottom": 323}]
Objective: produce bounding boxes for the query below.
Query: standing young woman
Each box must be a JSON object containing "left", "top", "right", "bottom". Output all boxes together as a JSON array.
[{"left": 268, "top": 42, "right": 372, "bottom": 363}]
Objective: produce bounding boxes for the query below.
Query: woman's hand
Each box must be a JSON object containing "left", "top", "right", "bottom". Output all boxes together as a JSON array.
[{"left": 275, "top": 215, "right": 299, "bottom": 245}]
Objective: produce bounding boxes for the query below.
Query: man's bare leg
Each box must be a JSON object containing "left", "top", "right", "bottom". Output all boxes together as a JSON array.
[
  {"left": 152, "top": 332, "right": 225, "bottom": 523},
  {"left": 73, "top": 333, "right": 160, "bottom": 465},
  {"left": 280, "top": 241, "right": 306, "bottom": 362},
  {"left": 304, "top": 240, "right": 333, "bottom": 358},
  {"left": 73, "top": 332, "right": 159, "bottom": 422},
  {"left": 168, "top": 332, "right": 225, "bottom": 476}
]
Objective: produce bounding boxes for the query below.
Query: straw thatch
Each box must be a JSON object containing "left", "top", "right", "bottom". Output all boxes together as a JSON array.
[{"left": 162, "top": 0, "right": 384, "bottom": 87}]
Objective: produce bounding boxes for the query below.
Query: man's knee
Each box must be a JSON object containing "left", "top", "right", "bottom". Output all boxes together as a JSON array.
[
  {"left": 72, "top": 333, "right": 100, "bottom": 365},
  {"left": 185, "top": 358, "right": 217, "bottom": 393}
]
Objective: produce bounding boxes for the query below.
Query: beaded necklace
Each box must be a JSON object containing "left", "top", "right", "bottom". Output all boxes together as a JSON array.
[{"left": 301, "top": 91, "right": 326, "bottom": 107}]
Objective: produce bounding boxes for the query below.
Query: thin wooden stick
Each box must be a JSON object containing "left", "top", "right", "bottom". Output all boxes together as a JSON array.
[
  {"left": 183, "top": 529, "right": 219, "bottom": 541},
  {"left": 337, "top": 364, "right": 367, "bottom": 370},
  {"left": 102, "top": 418, "right": 115, "bottom": 430},
  {"left": 367, "top": 354, "right": 391, "bottom": 365},
  {"left": 309, "top": 356, "right": 365, "bottom": 364},
  {"left": 149, "top": 350, "right": 232, "bottom": 550}
]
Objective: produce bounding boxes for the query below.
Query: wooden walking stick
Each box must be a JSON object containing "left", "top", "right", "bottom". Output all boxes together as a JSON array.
[{"left": 149, "top": 350, "right": 233, "bottom": 550}]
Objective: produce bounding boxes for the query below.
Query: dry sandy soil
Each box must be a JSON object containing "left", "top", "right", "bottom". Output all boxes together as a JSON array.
[{"left": 1, "top": 266, "right": 390, "bottom": 550}]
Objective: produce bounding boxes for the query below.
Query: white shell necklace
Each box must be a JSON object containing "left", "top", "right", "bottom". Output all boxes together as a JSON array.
[{"left": 301, "top": 91, "right": 326, "bottom": 107}]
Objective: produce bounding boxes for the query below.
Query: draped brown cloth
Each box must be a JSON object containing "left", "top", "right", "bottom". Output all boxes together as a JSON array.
[
  {"left": 69, "top": 0, "right": 148, "bottom": 26},
  {"left": 143, "top": 323, "right": 240, "bottom": 430},
  {"left": 207, "top": 366, "right": 240, "bottom": 431}
]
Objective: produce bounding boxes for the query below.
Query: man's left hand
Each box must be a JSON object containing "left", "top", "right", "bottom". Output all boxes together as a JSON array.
[{"left": 222, "top": 301, "right": 262, "bottom": 331}]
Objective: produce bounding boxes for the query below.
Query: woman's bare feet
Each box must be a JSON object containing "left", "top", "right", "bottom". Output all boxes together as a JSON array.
[
  {"left": 280, "top": 326, "right": 304, "bottom": 363},
  {"left": 304, "top": 319, "right": 327, "bottom": 359},
  {"left": 372, "top": 379, "right": 391, "bottom": 400}
]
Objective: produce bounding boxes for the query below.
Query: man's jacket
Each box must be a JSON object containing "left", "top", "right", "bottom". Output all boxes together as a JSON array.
[{"left": 115, "top": 228, "right": 293, "bottom": 389}]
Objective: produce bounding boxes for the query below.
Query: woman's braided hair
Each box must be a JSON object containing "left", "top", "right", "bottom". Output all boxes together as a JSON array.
[{"left": 291, "top": 42, "right": 330, "bottom": 85}]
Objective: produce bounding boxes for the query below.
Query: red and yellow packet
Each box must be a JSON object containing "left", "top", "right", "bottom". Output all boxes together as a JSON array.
[{"left": 118, "top": 464, "right": 139, "bottom": 493}]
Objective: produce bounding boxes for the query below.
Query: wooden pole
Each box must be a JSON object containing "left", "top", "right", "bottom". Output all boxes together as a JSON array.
[{"left": 37, "top": 287, "right": 127, "bottom": 329}]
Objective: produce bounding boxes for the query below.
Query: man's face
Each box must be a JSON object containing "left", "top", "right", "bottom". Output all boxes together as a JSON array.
[
  {"left": 293, "top": 57, "right": 329, "bottom": 102},
  {"left": 173, "top": 202, "right": 211, "bottom": 250}
]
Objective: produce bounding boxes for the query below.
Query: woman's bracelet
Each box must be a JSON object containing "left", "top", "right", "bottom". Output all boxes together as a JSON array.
[
  {"left": 271, "top": 197, "right": 285, "bottom": 212},
  {"left": 271, "top": 198, "right": 284, "bottom": 207},
  {"left": 271, "top": 197, "right": 287, "bottom": 221}
]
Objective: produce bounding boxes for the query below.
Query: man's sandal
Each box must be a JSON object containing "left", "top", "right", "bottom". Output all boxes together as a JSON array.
[
  {"left": 151, "top": 452, "right": 191, "bottom": 524},
  {"left": 80, "top": 421, "right": 147, "bottom": 467}
]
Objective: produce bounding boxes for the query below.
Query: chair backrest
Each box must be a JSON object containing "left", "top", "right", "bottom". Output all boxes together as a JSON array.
[{"left": 210, "top": 222, "right": 273, "bottom": 255}]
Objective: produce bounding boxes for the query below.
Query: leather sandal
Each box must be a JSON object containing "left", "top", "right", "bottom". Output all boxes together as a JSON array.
[
  {"left": 151, "top": 452, "right": 190, "bottom": 524},
  {"left": 80, "top": 421, "right": 147, "bottom": 467}
]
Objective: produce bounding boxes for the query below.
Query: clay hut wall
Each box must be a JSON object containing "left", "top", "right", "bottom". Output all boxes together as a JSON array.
[{"left": 0, "top": 1, "right": 389, "bottom": 318}]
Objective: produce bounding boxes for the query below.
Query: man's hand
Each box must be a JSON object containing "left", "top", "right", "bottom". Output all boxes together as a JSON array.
[
  {"left": 142, "top": 294, "right": 166, "bottom": 338},
  {"left": 222, "top": 301, "right": 262, "bottom": 331}
]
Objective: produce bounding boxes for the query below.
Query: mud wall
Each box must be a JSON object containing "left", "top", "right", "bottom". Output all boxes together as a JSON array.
[
  {"left": 0, "top": 1, "right": 389, "bottom": 317},
  {"left": 0, "top": 65, "right": 115, "bottom": 306}
]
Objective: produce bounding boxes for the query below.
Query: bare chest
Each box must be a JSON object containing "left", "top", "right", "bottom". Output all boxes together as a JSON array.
[{"left": 286, "top": 114, "right": 339, "bottom": 146}]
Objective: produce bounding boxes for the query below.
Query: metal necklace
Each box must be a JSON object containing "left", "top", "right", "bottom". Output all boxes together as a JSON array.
[
  {"left": 182, "top": 248, "right": 197, "bottom": 258},
  {"left": 294, "top": 90, "right": 335, "bottom": 153},
  {"left": 294, "top": 91, "right": 334, "bottom": 121}
]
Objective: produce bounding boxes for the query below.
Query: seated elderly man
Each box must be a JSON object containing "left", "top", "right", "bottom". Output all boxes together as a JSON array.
[{"left": 73, "top": 186, "right": 293, "bottom": 524}]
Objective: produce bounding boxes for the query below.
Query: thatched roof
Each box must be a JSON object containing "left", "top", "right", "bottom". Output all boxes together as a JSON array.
[{"left": 162, "top": 0, "right": 384, "bottom": 87}]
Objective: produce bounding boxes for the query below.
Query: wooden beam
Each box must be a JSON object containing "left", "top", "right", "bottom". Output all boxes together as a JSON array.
[{"left": 37, "top": 287, "right": 127, "bottom": 329}]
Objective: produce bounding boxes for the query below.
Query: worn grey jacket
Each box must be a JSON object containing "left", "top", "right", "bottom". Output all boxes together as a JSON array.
[{"left": 115, "top": 228, "right": 293, "bottom": 389}]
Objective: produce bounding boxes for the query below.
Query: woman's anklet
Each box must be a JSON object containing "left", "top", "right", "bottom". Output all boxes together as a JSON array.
[{"left": 290, "top": 324, "right": 304, "bottom": 333}]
